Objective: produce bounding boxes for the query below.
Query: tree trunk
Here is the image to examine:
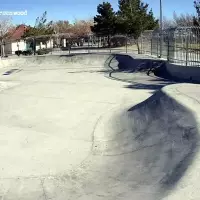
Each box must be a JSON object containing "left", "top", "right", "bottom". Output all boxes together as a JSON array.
[
  {"left": 0, "top": 39, "right": 2, "bottom": 57},
  {"left": 136, "top": 39, "right": 140, "bottom": 54},
  {"left": 2, "top": 39, "right": 5, "bottom": 57},
  {"left": 107, "top": 35, "right": 111, "bottom": 47}
]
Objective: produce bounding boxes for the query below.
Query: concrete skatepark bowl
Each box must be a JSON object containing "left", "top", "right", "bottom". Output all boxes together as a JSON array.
[{"left": 0, "top": 53, "right": 199, "bottom": 200}]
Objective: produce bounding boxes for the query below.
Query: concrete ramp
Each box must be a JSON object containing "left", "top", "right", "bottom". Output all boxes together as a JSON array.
[
  {"left": 0, "top": 53, "right": 199, "bottom": 199},
  {"left": 0, "top": 53, "right": 155, "bottom": 71},
  {"left": 0, "top": 54, "right": 118, "bottom": 69},
  {"left": 87, "top": 84, "right": 200, "bottom": 200}
]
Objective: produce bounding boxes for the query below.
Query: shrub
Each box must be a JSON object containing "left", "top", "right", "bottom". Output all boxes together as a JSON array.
[
  {"left": 22, "top": 50, "right": 33, "bottom": 56},
  {"left": 110, "top": 36, "right": 127, "bottom": 47},
  {"left": 15, "top": 50, "right": 22, "bottom": 56},
  {"left": 36, "top": 48, "right": 52, "bottom": 55}
]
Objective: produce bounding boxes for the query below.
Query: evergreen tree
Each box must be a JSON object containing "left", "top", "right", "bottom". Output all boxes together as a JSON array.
[
  {"left": 91, "top": 2, "right": 116, "bottom": 46},
  {"left": 194, "top": 1, "right": 200, "bottom": 26},
  {"left": 23, "top": 11, "right": 54, "bottom": 38},
  {"left": 116, "top": 0, "right": 158, "bottom": 52}
]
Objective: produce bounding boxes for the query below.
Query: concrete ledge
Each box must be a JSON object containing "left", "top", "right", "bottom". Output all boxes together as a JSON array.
[{"left": 165, "top": 62, "right": 200, "bottom": 82}]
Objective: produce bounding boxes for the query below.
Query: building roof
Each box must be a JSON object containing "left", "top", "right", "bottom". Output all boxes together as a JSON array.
[{"left": 8, "top": 25, "right": 27, "bottom": 41}]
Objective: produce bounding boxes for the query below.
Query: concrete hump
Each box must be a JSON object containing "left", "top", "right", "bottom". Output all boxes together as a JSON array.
[
  {"left": 93, "top": 83, "right": 200, "bottom": 200},
  {"left": 0, "top": 54, "right": 154, "bottom": 71}
]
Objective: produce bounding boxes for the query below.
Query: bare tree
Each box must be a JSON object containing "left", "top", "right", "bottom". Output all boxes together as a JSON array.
[
  {"left": 162, "top": 16, "right": 175, "bottom": 29},
  {"left": 0, "top": 16, "right": 14, "bottom": 57},
  {"left": 173, "top": 12, "right": 194, "bottom": 27},
  {"left": 162, "top": 12, "right": 194, "bottom": 30},
  {"left": 70, "top": 19, "right": 93, "bottom": 37},
  {"left": 52, "top": 20, "right": 72, "bottom": 34}
]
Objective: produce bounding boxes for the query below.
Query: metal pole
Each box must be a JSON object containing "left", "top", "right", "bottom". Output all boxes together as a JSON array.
[
  {"left": 125, "top": 35, "right": 128, "bottom": 53},
  {"left": 0, "top": 25, "right": 2, "bottom": 58},
  {"left": 157, "top": 35, "right": 159, "bottom": 57},
  {"left": 88, "top": 35, "right": 90, "bottom": 53},
  {"left": 68, "top": 37, "right": 71, "bottom": 55},
  {"left": 109, "top": 35, "right": 111, "bottom": 53},
  {"left": 159, "top": 0, "right": 163, "bottom": 58},
  {"left": 69, "top": 40, "right": 71, "bottom": 55},
  {"left": 186, "top": 32, "right": 189, "bottom": 66},
  {"left": 167, "top": 36, "right": 170, "bottom": 61},
  {"left": 33, "top": 37, "right": 36, "bottom": 55},
  {"left": 50, "top": 37, "right": 52, "bottom": 55}
]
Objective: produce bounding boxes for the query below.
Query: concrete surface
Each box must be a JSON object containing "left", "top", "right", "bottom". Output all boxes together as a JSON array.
[
  {"left": 0, "top": 54, "right": 199, "bottom": 200},
  {"left": 157, "top": 62, "right": 200, "bottom": 83}
]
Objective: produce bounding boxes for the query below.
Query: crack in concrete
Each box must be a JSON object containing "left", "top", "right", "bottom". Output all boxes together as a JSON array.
[{"left": 40, "top": 178, "right": 48, "bottom": 200}]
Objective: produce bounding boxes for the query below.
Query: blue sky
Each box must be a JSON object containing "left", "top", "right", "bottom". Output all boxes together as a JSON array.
[{"left": 0, "top": 0, "right": 196, "bottom": 26}]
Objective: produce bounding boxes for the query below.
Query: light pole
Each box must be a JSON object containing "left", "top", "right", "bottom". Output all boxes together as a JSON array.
[{"left": 159, "top": 0, "right": 163, "bottom": 58}]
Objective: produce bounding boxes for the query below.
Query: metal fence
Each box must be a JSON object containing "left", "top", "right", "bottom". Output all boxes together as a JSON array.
[
  {"left": 141, "top": 27, "right": 200, "bottom": 66},
  {"left": 2, "top": 27, "right": 199, "bottom": 67},
  {"left": 1, "top": 34, "right": 140, "bottom": 57}
]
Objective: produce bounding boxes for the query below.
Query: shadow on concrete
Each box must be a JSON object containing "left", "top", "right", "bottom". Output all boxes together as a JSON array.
[
  {"left": 124, "top": 83, "right": 171, "bottom": 90},
  {"left": 61, "top": 53, "right": 178, "bottom": 91},
  {"left": 103, "top": 53, "right": 199, "bottom": 93},
  {"left": 154, "top": 63, "right": 200, "bottom": 84},
  {"left": 106, "top": 54, "right": 165, "bottom": 72},
  {"left": 67, "top": 69, "right": 111, "bottom": 74},
  {"left": 60, "top": 46, "right": 110, "bottom": 51},
  {"left": 59, "top": 52, "right": 112, "bottom": 57},
  {"left": 131, "top": 91, "right": 199, "bottom": 191},
  {"left": 58, "top": 52, "right": 164, "bottom": 74},
  {"left": 3, "top": 69, "right": 20, "bottom": 76},
  {"left": 36, "top": 53, "right": 198, "bottom": 88},
  {"left": 105, "top": 53, "right": 200, "bottom": 84},
  {"left": 123, "top": 75, "right": 177, "bottom": 91}
]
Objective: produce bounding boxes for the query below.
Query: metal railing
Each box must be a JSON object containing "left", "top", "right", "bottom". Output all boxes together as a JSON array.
[
  {"left": 141, "top": 27, "right": 200, "bottom": 66},
  {"left": 2, "top": 27, "right": 199, "bottom": 67}
]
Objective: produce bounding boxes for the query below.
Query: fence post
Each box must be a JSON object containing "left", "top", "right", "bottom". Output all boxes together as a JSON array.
[
  {"left": 50, "top": 37, "right": 52, "bottom": 55},
  {"left": 88, "top": 36, "right": 90, "bottom": 53},
  {"left": 33, "top": 37, "right": 36, "bottom": 56},
  {"left": 125, "top": 35, "right": 128, "bottom": 53},
  {"left": 69, "top": 40, "right": 71, "bottom": 55},
  {"left": 185, "top": 33, "right": 189, "bottom": 66},
  {"left": 157, "top": 35, "right": 159, "bottom": 57},
  {"left": 109, "top": 35, "right": 111, "bottom": 53},
  {"left": 167, "top": 36, "right": 170, "bottom": 61}
]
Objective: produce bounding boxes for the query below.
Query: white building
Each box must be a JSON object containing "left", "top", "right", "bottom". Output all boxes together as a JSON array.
[{"left": 3, "top": 25, "right": 53, "bottom": 55}]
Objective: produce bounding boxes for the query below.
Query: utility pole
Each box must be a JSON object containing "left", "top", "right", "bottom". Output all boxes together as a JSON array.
[{"left": 159, "top": 0, "right": 163, "bottom": 58}]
